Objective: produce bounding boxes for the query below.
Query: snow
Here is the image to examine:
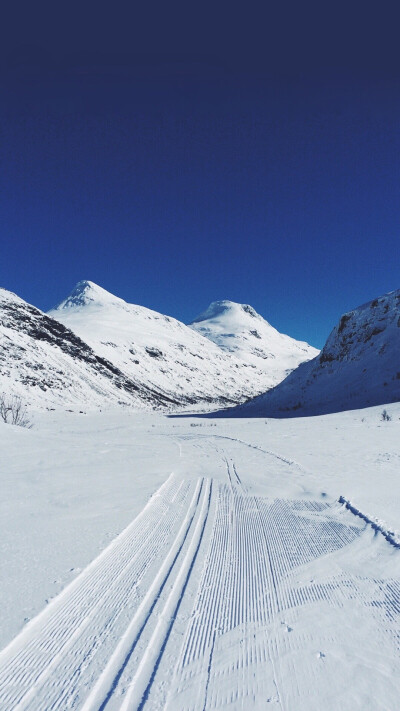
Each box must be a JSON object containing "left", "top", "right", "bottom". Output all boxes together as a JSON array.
[
  {"left": 48, "top": 283, "right": 317, "bottom": 410},
  {"left": 234, "top": 288, "right": 400, "bottom": 417},
  {"left": 190, "top": 299, "right": 318, "bottom": 388},
  {"left": 1, "top": 283, "right": 318, "bottom": 413},
  {"left": 1, "top": 282, "right": 399, "bottom": 708},
  {"left": 0, "top": 287, "right": 148, "bottom": 410},
  {"left": 1, "top": 403, "right": 400, "bottom": 709},
  {"left": 54, "top": 280, "right": 127, "bottom": 310}
]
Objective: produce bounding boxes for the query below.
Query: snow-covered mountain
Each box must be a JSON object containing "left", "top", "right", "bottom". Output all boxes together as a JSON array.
[
  {"left": 235, "top": 289, "right": 400, "bottom": 417},
  {"left": 0, "top": 288, "right": 175, "bottom": 410},
  {"left": 48, "top": 281, "right": 289, "bottom": 409},
  {"left": 1, "top": 281, "right": 319, "bottom": 412},
  {"left": 190, "top": 300, "right": 318, "bottom": 388}
]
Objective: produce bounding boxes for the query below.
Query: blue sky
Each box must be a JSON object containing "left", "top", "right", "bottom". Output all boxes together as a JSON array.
[{"left": 1, "top": 3, "right": 399, "bottom": 348}]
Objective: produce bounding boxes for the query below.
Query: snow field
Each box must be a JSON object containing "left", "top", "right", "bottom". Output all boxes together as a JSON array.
[
  {"left": 0, "top": 474, "right": 196, "bottom": 709},
  {"left": 1, "top": 465, "right": 400, "bottom": 709},
  {"left": 164, "top": 489, "right": 400, "bottom": 711},
  {"left": 1, "top": 406, "right": 400, "bottom": 709}
]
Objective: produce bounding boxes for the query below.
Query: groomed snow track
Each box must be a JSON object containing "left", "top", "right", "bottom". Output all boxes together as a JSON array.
[{"left": 1, "top": 472, "right": 400, "bottom": 710}]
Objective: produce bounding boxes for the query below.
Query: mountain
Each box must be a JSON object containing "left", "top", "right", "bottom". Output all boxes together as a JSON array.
[
  {"left": 48, "top": 281, "right": 285, "bottom": 409},
  {"left": 233, "top": 289, "right": 400, "bottom": 417},
  {"left": 190, "top": 300, "right": 318, "bottom": 389},
  {"left": 1, "top": 282, "right": 320, "bottom": 412},
  {"left": 0, "top": 288, "right": 176, "bottom": 410}
]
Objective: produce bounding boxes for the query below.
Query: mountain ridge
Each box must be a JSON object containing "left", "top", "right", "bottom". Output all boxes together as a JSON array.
[
  {"left": 50, "top": 282, "right": 315, "bottom": 410},
  {"left": 229, "top": 288, "right": 400, "bottom": 417},
  {"left": 190, "top": 298, "right": 318, "bottom": 379}
]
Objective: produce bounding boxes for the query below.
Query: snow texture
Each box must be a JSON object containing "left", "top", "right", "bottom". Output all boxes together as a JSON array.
[
  {"left": 1, "top": 404, "right": 400, "bottom": 710},
  {"left": 190, "top": 299, "right": 318, "bottom": 388}
]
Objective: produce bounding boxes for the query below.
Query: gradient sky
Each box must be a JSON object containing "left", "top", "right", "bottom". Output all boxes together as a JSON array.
[{"left": 1, "top": 3, "right": 400, "bottom": 348}]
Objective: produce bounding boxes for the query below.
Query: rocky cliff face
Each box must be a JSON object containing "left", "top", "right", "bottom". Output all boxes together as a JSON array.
[{"left": 234, "top": 289, "right": 400, "bottom": 417}]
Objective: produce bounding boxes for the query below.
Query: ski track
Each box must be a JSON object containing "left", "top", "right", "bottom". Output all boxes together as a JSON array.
[
  {"left": 1, "top": 451, "right": 400, "bottom": 709},
  {"left": 166, "top": 489, "right": 400, "bottom": 710},
  {"left": 0, "top": 474, "right": 196, "bottom": 710}
]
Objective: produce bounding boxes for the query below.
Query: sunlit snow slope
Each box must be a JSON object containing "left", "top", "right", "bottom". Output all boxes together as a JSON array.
[
  {"left": 50, "top": 282, "right": 315, "bottom": 410},
  {"left": 235, "top": 289, "right": 400, "bottom": 417},
  {"left": 190, "top": 300, "right": 318, "bottom": 389},
  {"left": 0, "top": 288, "right": 172, "bottom": 410}
]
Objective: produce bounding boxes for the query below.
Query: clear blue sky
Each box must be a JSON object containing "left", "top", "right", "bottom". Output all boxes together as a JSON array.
[{"left": 1, "top": 3, "right": 399, "bottom": 348}]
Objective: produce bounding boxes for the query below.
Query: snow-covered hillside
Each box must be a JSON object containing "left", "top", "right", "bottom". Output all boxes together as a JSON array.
[
  {"left": 190, "top": 300, "right": 318, "bottom": 389},
  {"left": 235, "top": 289, "right": 400, "bottom": 417},
  {"left": 49, "top": 282, "right": 314, "bottom": 410},
  {"left": 0, "top": 288, "right": 176, "bottom": 410}
]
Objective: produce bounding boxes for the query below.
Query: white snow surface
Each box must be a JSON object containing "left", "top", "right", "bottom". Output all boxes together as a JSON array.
[
  {"left": 190, "top": 299, "right": 318, "bottom": 387},
  {"left": 49, "top": 281, "right": 316, "bottom": 409},
  {"left": 1, "top": 403, "right": 400, "bottom": 710},
  {"left": 0, "top": 287, "right": 155, "bottom": 411},
  {"left": 235, "top": 288, "right": 400, "bottom": 417}
]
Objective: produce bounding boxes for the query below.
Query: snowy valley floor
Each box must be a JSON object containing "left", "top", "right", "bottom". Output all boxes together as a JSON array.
[{"left": 1, "top": 404, "right": 400, "bottom": 710}]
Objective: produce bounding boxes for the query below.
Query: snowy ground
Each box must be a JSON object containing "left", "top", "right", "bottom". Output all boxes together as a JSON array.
[{"left": 1, "top": 403, "right": 400, "bottom": 709}]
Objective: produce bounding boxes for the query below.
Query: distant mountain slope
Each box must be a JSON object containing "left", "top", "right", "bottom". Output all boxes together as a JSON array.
[
  {"left": 234, "top": 289, "right": 400, "bottom": 417},
  {"left": 190, "top": 300, "right": 318, "bottom": 388},
  {"left": 49, "top": 281, "right": 282, "bottom": 409},
  {"left": 0, "top": 288, "right": 176, "bottom": 410}
]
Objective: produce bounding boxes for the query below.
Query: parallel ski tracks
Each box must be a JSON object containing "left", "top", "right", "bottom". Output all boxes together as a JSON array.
[
  {"left": 1, "top": 456, "right": 400, "bottom": 710},
  {"left": 0, "top": 475, "right": 206, "bottom": 710}
]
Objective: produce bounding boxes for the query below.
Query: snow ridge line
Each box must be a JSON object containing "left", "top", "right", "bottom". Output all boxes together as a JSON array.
[
  {"left": 121, "top": 477, "right": 212, "bottom": 711},
  {"left": 81, "top": 477, "right": 205, "bottom": 711},
  {"left": 0, "top": 472, "right": 177, "bottom": 667},
  {"left": 338, "top": 496, "right": 400, "bottom": 549}
]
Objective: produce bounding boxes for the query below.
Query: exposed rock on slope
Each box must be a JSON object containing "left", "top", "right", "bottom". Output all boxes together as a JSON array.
[
  {"left": 0, "top": 288, "right": 177, "bottom": 410},
  {"left": 233, "top": 289, "right": 400, "bottom": 417},
  {"left": 49, "top": 282, "right": 282, "bottom": 409},
  {"left": 0, "top": 281, "right": 320, "bottom": 412}
]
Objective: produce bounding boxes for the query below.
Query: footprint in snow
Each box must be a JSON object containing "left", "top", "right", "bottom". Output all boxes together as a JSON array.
[{"left": 280, "top": 621, "right": 293, "bottom": 632}]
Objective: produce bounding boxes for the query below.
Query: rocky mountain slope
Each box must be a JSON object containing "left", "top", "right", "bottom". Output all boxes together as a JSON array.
[
  {"left": 48, "top": 281, "right": 292, "bottom": 409},
  {"left": 190, "top": 300, "right": 318, "bottom": 389},
  {"left": 0, "top": 288, "right": 176, "bottom": 410},
  {"left": 234, "top": 289, "right": 400, "bottom": 417}
]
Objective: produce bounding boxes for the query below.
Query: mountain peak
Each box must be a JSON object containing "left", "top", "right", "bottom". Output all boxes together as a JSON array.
[
  {"left": 235, "top": 287, "right": 400, "bottom": 418},
  {"left": 53, "top": 281, "right": 126, "bottom": 310},
  {"left": 191, "top": 300, "right": 264, "bottom": 325},
  {"left": 190, "top": 299, "right": 318, "bottom": 378}
]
